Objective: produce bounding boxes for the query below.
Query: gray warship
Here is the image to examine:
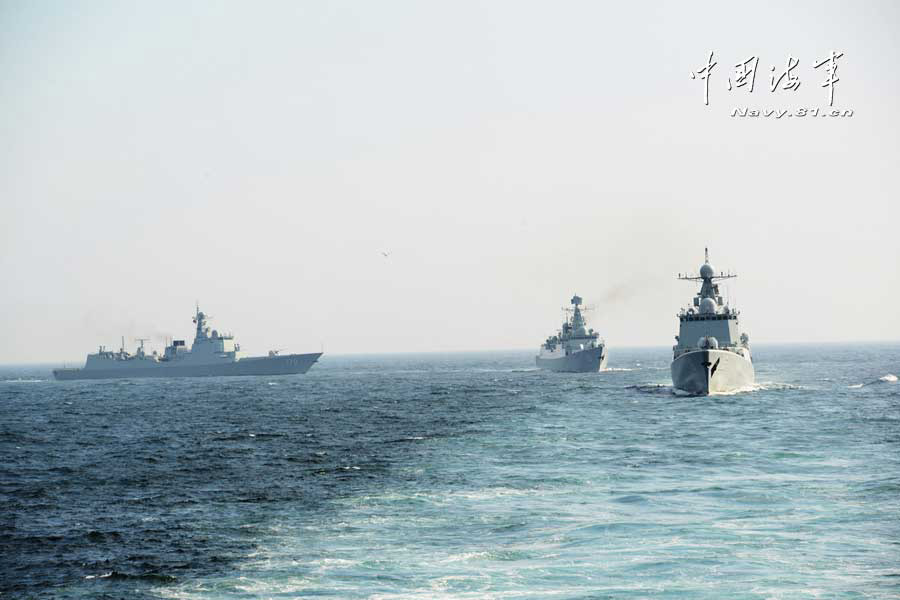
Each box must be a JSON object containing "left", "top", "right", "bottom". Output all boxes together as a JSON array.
[
  {"left": 535, "top": 295, "right": 607, "bottom": 372},
  {"left": 671, "top": 249, "right": 754, "bottom": 395},
  {"left": 53, "top": 306, "right": 322, "bottom": 381}
]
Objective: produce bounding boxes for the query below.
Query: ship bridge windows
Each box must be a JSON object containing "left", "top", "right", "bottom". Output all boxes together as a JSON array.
[{"left": 679, "top": 313, "right": 737, "bottom": 322}]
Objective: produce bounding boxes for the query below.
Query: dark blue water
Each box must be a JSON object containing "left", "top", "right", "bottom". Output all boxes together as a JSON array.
[{"left": 2, "top": 345, "right": 899, "bottom": 599}]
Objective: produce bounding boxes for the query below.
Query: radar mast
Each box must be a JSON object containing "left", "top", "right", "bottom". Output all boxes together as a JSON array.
[{"left": 677, "top": 248, "right": 739, "bottom": 313}]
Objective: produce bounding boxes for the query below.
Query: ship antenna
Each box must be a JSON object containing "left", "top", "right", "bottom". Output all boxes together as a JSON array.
[{"left": 704, "top": 247, "right": 709, "bottom": 264}]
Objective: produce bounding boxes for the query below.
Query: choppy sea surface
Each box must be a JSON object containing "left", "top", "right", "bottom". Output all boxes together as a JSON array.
[{"left": 2, "top": 345, "right": 899, "bottom": 599}]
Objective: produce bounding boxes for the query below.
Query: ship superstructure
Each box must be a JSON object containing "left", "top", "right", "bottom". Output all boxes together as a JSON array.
[
  {"left": 535, "top": 295, "right": 607, "bottom": 373},
  {"left": 671, "top": 249, "right": 754, "bottom": 394},
  {"left": 53, "top": 306, "right": 321, "bottom": 380}
]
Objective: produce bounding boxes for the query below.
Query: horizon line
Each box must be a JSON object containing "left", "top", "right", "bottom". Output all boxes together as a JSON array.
[{"left": 3, "top": 339, "right": 900, "bottom": 367}]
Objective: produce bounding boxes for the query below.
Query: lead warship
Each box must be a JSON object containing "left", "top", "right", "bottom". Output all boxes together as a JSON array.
[
  {"left": 671, "top": 249, "right": 754, "bottom": 394},
  {"left": 53, "top": 306, "right": 322, "bottom": 380},
  {"left": 536, "top": 295, "right": 607, "bottom": 372}
]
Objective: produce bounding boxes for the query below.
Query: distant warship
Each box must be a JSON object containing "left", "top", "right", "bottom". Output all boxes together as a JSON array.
[
  {"left": 671, "top": 249, "right": 754, "bottom": 394},
  {"left": 53, "top": 306, "right": 321, "bottom": 380},
  {"left": 536, "top": 295, "right": 607, "bottom": 373}
]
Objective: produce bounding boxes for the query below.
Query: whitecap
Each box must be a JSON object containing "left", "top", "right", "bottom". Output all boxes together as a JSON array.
[
  {"left": 755, "top": 382, "right": 809, "bottom": 391},
  {"left": 852, "top": 374, "right": 898, "bottom": 387},
  {"left": 709, "top": 384, "right": 763, "bottom": 396}
]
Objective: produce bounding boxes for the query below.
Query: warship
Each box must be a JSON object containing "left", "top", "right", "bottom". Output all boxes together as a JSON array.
[
  {"left": 536, "top": 295, "right": 607, "bottom": 372},
  {"left": 671, "top": 249, "right": 754, "bottom": 394},
  {"left": 53, "top": 306, "right": 322, "bottom": 380}
]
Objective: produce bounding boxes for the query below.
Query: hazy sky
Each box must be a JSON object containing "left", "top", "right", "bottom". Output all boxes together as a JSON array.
[{"left": 2, "top": 1, "right": 899, "bottom": 363}]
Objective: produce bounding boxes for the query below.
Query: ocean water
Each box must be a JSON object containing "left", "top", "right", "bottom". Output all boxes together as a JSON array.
[{"left": 1, "top": 345, "right": 899, "bottom": 599}]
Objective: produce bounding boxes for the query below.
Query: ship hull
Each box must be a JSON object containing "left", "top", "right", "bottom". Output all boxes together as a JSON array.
[
  {"left": 535, "top": 346, "right": 607, "bottom": 373},
  {"left": 671, "top": 349, "right": 754, "bottom": 395},
  {"left": 53, "top": 352, "right": 322, "bottom": 381}
]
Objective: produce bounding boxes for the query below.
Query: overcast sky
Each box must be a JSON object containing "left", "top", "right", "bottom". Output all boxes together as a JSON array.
[{"left": 2, "top": 1, "right": 899, "bottom": 363}]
